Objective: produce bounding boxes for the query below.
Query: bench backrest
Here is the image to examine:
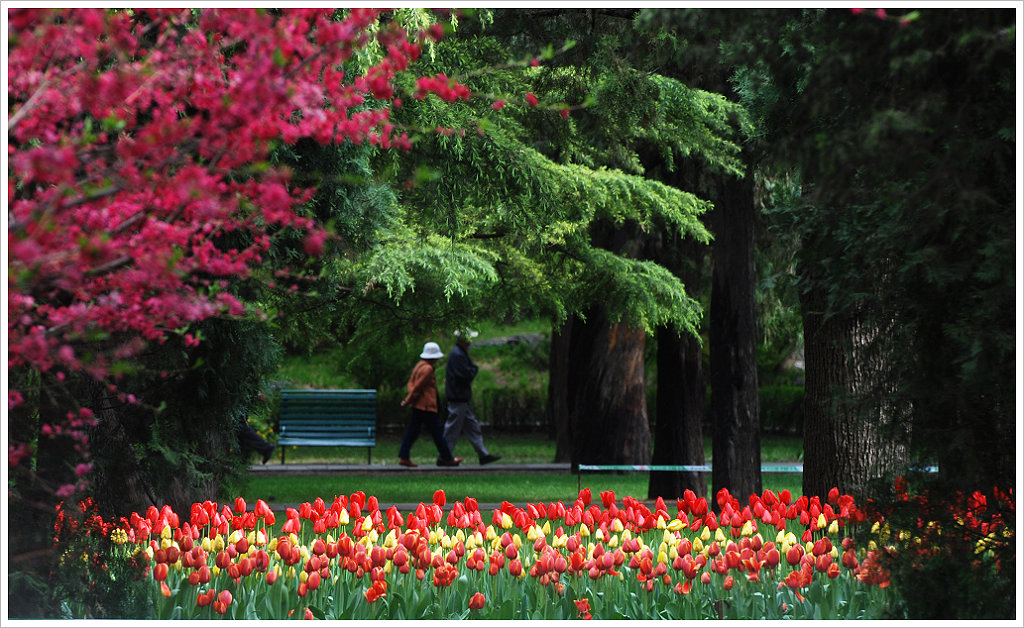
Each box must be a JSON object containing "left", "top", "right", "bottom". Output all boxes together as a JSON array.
[{"left": 279, "top": 389, "right": 377, "bottom": 440}]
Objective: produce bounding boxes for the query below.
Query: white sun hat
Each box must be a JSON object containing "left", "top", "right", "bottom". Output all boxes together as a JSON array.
[
  {"left": 420, "top": 342, "right": 444, "bottom": 359},
  {"left": 453, "top": 329, "right": 479, "bottom": 341}
]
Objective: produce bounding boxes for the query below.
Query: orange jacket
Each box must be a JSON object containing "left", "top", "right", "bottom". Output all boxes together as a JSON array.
[{"left": 403, "top": 359, "right": 438, "bottom": 412}]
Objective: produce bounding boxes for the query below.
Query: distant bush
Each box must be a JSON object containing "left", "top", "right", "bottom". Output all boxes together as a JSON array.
[
  {"left": 759, "top": 385, "right": 804, "bottom": 434},
  {"left": 476, "top": 387, "right": 549, "bottom": 432}
]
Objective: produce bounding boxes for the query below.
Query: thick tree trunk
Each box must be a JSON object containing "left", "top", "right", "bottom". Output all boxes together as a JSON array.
[
  {"left": 648, "top": 233, "right": 708, "bottom": 500},
  {"left": 801, "top": 285, "right": 910, "bottom": 499},
  {"left": 568, "top": 306, "right": 651, "bottom": 468},
  {"left": 709, "top": 171, "right": 761, "bottom": 502},
  {"left": 549, "top": 322, "right": 573, "bottom": 463},
  {"left": 649, "top": 324, "right": 708, "bottom": 499}
]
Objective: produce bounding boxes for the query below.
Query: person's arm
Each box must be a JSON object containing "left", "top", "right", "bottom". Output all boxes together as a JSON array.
[{"left": 402, "top": 363, "right": 432, "bottom": 406}]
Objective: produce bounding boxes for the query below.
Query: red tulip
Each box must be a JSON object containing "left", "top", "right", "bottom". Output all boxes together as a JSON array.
[
  {"left": 468, "top": 592, "right": 486, "bottom": 610},
  {"left": 433, "top": 489, "right": 446, "bottom": 508}
]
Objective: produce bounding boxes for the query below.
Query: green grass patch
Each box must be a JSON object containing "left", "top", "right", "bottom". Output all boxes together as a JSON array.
[
  {"left": 259, "top": 433, "right": 804, "bottom": 466},
  {"left": 242, "top": 433, "right": 805, "bottom": 507},
  {"left": 240, "top": 472, "right": 804, "bottom": 508}
]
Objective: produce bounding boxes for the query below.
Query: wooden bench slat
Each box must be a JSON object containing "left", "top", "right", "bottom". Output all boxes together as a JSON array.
[{"left": 278, "top": 389, "right": 377, "bottom": 464}]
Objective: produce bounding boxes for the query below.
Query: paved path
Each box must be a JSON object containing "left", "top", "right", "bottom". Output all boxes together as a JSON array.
[{"left": 248, "top": 462, "right": 571, "bottom": 476}]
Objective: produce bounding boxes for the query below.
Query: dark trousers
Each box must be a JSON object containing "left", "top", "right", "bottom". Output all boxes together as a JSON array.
[
  {"left": 237, "top": 421, "right": 274, "bottom": 458},
  {"left": 399, "top": 407, "right": 455, "bottom": 461}
]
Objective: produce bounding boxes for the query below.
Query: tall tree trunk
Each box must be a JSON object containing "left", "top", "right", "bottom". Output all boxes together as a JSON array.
[
  {"left": 568, "top": 306, "right": 651, "bottom": 468},
  {"left": 709, "top": 170, "right": 762, "bottom": 502},
  {"left": 549, "top": 321, "right": 573, "bottom": 463},
  {"left": 649, "top": 324, "right": 708, "bottom": 499},
  {"left": 801, "top": 285, "right": 910, "bottom": 498},
  {"left": 648, "top": 235, "right": 708, "bottom": 500}
]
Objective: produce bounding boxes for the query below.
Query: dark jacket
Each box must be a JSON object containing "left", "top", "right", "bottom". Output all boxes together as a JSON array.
[{"left": 445, "top": 343, "right": 478, "bottom": 402}]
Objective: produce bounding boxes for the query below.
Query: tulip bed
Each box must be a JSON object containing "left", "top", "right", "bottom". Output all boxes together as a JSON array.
[{"left": 54, "top": 486, "right": 923, "bottom": 620}]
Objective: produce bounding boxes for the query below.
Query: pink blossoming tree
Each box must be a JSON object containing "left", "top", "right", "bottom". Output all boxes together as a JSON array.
[{"left": 6, "top": 7, "right": 458, "bottom": 499}]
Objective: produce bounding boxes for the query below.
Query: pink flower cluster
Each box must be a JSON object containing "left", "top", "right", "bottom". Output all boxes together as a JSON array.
[{"left": 7, "top": 8, "right": 464, "bottom": 492}]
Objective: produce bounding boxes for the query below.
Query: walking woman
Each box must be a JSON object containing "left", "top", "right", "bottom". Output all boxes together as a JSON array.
[{"left": 398, "top": 342, "right": 463, "bottom": 467}]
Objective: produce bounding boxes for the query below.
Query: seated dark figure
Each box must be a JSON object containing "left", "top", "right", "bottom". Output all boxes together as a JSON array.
[{"left": 236, "top": 414, "right": 275, "bottom": 464}]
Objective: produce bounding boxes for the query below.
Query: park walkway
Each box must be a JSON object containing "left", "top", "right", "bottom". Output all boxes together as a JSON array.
[{"left": 248, "top": 461, "right": 570, "bottom": 476}]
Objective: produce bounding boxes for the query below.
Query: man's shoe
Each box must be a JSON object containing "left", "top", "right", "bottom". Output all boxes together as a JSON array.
[
  {"left": 399, "top": 458, "right": 418, "bottom": 467},
  {"left": 479, "top": 454, "right": 502, "bottom": 465},
  {"left": 436, "top": 457, "right": 464, "bottom": 467},
  {"left": 262, "top": 447, "right": 275, "bottom": 465}
]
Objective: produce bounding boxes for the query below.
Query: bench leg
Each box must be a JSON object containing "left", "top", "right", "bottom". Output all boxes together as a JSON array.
[{"left": 367, "top": 447, "right": 371, "bottom": 465}]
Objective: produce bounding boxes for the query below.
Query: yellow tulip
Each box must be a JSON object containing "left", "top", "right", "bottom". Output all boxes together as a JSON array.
[
  {"left": 579, "top": 524, "right": 591, "bottom": 537},
  {"left": 501, "top": 513, "right": 513, "bottom": 529},
  {"left": 485, "top": 525, "right": 497, "bottom": 542},
  {"left": 201, "top": 537, "right": 212, "bottom": 552},
  {"left": 741, "top": 521, "right": 754, "bottom": 537},
  {"left": 607, "top": 534, "right": 619, "bottom": 548},
  {"left": 339, "top": 510, "right": 350, "bottom": 526},
  {"left": 714, "top": 528, "right": 727, "bottom": 544},
  {"left": 289, "top": 533, "right": 299, "bottom": 547},
  {"left": 693, "top": 538, "right": 704, "bottom": 555},
  {"left": 268, "top": 538, "right": 278, "bottom": 553},
  {"left": 656, "top": 515, "right": 667, "bottom": 530},
  {"left": 542, "top": 521, "right": 552, "bottom": 535},
  {"left": 299, "top": 570, "right": 308, "bottom": 583},
  {"left": 367, "top": 529, "right": 379, "bottom": 544},
  {"left": 287, "top": 566, "right": 296, "bottom": 580},
  {"left": 161, "top": 526, "right": 172, "bottom": 540},
  {"left": 594, "top": 528, "right": 605, "bottom": 542},
  {"left": 828, "top": 519, "right": 840, "bottom": 536},
  {"left": 622, "top": 529, "right": 633, "bottom": 541},
  {"left": 441, "top": 533, "right": 453, "bottom": 549},
  {"left": 667, "top": 518, "right": 685, "bottom": 532},
  {"left": 212, "top": 565, "right": 221, "bottom": 577},
  {"left": 361, "top": 516, "right": 374, "bottom": 532},
  {"left": 700, "top": 527, "right": 712, "bottom": 542},
  {"left": 527, "top": 526, "right": 542, "bottom": 542},
  {"left": 611, "top": 518, "right": 624, "bottom": 534}
]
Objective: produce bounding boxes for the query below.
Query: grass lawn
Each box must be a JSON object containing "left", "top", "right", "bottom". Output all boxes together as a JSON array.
[
  {"left": 261, "top": 432, "right": 802, "bottom": 466},
  {"left": 240, "top": 432, "right": 804, "bottom": 507},
  {"left": 241, "top": 472, "right": 804, "bottom": 510}
]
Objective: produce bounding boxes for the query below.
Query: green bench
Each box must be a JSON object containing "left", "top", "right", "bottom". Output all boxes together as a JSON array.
[{"left": 277, "top": 389, "right": 377, "bottom": 464}]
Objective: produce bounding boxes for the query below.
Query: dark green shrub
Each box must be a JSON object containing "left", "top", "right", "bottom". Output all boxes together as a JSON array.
[
  {"left": 476, "top": 387, "right": 549, "bottom": 432},
  {"left": 758, "top": 385, "right": 804, "bottom": 434}
]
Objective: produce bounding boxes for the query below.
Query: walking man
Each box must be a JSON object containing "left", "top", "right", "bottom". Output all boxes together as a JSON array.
[{"left": 444, "top": 329, "right": 501, "bottom": 465}]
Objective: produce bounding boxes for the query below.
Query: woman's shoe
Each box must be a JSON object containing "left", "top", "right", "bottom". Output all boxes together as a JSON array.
[
  {"left": 399, "top": 458, "right": 418, "bottom": 467},
  {"left": 436, "top": 457, "right": 464, "bottom": 467}
]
